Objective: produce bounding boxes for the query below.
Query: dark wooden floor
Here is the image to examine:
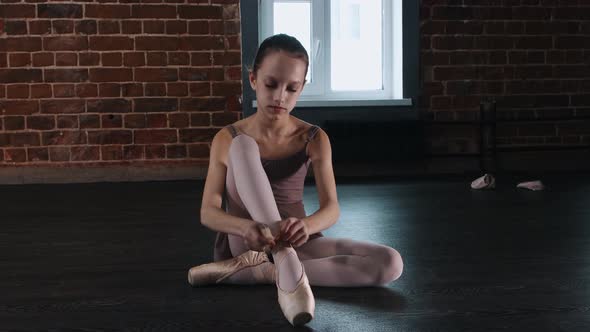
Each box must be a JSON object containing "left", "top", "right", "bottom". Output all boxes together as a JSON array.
[{"left": 2, "top": 174, "right": 590, "bottom": 331}]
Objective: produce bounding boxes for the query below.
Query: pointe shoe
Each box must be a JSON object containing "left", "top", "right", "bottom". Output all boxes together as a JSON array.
[
  {"left": 471, "top": 173, "right": 496, "bottom": 190},
  {"left": 276, "top": 264, "right": 315, "bottom": 326},
  {"left": 188, "top": 250, "right": 269, "bottom": 286},
  {"left": 516, "top": 180, "right": 545, "bottom": 191}
]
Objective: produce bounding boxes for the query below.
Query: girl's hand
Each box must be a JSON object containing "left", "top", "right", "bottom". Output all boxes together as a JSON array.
[
  {"left": 244, "top": 222, "right": 276, "bottom": 252},
  {"left": 277, "top": 217, "right": 309, "bottom": 248}
]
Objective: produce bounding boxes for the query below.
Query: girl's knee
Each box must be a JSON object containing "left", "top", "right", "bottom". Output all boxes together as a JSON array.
[
  {"left": 375, "top": 247, "right": 403, "bottom": 286},
  {"left": 229, "top": 134, "right": 260, "bottom": 161},
  {"left": 232, "top": 134, "right": 257, "bottom": 150}
]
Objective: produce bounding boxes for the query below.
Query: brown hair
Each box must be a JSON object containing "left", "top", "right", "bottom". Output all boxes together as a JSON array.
[{"left": 251, "top": 34, "right": 309, "bottom": 78}]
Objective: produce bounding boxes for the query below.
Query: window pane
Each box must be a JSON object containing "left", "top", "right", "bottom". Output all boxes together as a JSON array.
[
  {"left": 273, "top": 2, "right": 312, "bottom": 82},
  {"left": 331, "top": 0, "right": 382, "bottom": 91}
]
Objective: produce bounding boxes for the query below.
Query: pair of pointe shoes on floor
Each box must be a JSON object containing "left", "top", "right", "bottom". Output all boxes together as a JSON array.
[
  {"left": 471, "top": 173, "right": 545, "bottom": 191},
  {"left": 188, "top": 250, "right": 314, "bottom": 327}
]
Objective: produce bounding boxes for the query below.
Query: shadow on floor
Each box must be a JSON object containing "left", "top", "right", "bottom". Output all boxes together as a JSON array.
[{"left": 313, "top": 286, "right": 407, "bottom": 312}]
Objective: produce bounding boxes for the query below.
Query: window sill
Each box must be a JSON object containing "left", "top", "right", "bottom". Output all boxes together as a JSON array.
[{"left": 252, "top": 98, "right": 413, "bottom": 108}]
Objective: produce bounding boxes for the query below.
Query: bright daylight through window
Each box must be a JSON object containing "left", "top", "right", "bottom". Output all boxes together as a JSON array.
[{"left": 259, "top": 0, "right": 407, "bottom": 106}]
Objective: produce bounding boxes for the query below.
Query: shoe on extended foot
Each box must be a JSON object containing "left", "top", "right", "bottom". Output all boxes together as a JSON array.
[
  {"left": 188, "top": 250, "right": 270, "bottom": 286},
  {"left": 276, "top": 263, "right": 315, "bottom": 326}
]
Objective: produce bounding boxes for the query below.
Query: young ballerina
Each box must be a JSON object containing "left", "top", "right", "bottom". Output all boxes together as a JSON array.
[{"left": 188, "top": 34, "right": 404, "bottom": 326}]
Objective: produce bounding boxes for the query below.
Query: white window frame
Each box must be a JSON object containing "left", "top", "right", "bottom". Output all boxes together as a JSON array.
[{"left": 257, "top": 0, "right": 411, "bottom": 108}]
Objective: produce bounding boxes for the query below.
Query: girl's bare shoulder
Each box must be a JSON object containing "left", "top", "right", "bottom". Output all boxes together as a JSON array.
[
  {"left": 211, "top": 121, "right": 242, "bottom": 161},
  {"left": 290, "top": 116, "right": 315, "bottom": 136},
  {"left": 215, "top": 118, "right": 249, "bottom": 140}
]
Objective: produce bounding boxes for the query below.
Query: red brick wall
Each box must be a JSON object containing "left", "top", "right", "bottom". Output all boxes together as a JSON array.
[
  {"left": 0, "top": 1, "right": 241, "bottom": 167},
  {"left": 4, "top": 1, "right": 589, "bottom": 177},
  {"left": 420, "top": 0, "right": 590, "bottom": 155}
]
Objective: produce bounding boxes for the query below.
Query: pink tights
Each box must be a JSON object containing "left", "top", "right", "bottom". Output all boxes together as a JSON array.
[{"left": 224, "top": 135, "right": 403, "bottom": 287}]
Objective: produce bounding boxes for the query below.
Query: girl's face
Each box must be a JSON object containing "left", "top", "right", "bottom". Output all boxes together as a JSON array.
[{"left": 249, "top": 51, "right": 307, "bottom": 121}]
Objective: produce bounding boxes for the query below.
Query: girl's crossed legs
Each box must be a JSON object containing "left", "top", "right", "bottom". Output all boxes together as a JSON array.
[
  {"left": 225, "top": 134, "right": 403, "bottom": 287},
  {"left": 228, "top": 235, "right": 403, "bottom": 287}
]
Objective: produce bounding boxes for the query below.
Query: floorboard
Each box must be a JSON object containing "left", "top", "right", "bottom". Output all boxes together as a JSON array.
[{"left": 2, "top": 174, "right": 590, "bottom": 331}]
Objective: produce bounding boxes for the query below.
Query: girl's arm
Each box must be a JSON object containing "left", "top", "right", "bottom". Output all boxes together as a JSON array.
[
  {"left": 302, "top": 128, "right": 340, "bottom": 234},
  {"left": 200, "top": 129, "right": 256, "bottom": 237}
]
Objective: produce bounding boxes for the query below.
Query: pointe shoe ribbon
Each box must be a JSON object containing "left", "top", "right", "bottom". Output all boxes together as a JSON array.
[
  {"left": 260, "top": 226, "right": 275, "bottom": 259},
  {"left": 188, "top": 250, "right": 269, "bottom": 286},
  {"left": 277, "top": 264, "right": 315, "bottom": 326},
  {"left": 471, "top": 173, "right": 496, "bottom": 190}
]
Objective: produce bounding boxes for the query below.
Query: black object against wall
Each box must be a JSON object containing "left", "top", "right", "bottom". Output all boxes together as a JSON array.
[
  {"left": 479, "top": 100, "right": 497, "bottom": 173},
  {"left": 324, "top": 121, "right": 424, "bottom": 162}
]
